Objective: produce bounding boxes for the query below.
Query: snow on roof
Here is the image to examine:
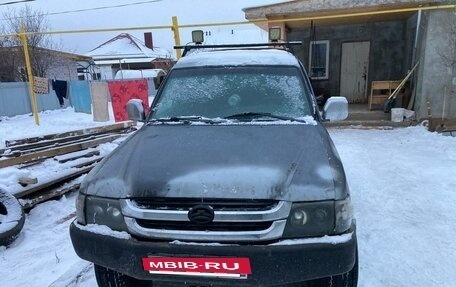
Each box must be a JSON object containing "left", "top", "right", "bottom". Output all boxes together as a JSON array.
[
  {"left": 114, "top": 69, "right": 165, "bottom": 80},
  {"left": 242, "top": 0, "right": 293, "bottom": 12},
  {"left": 86, "top": 33, "right": 171, "bottom": 60},
  {"left": 174, "top": 49, "right": 300, "bottom": 68},
  {"left": 95, "top": 58, "right": 158, "bottom": 65}
]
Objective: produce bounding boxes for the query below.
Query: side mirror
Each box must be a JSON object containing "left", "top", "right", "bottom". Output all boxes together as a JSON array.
[
  {"left": 126, "top": 99, "right": 146, "bottom": 122},
  {"left": 323, "top": 97, "right": 348, "bottom": 121}
]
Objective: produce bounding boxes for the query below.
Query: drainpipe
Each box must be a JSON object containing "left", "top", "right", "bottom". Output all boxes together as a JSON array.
[
  {"left": 411, "top": 10, "right": 422, "bottom": 67},
  {"left": 409, "top": 10, "right": 422, "bottom": 110}
]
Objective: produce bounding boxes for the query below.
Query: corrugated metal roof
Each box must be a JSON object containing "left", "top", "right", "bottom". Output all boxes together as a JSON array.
[{"left": 244, "top": 0, "right": 441, "bottom": 19}]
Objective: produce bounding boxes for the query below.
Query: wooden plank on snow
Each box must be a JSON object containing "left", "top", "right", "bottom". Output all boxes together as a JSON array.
[
  {"left": 4, "top": 121, "right": 135, "bottom": 147},
  {"left": 70, "top": 156, "right": 104, "bottom": 169},
  {"left": 21, "top": 184, "right": 81, "bottom": 211},
  {"left": 13, "top": 165, "right": 94, "bottom": 198},
  {"left": 429, "top": 118, "right": 456, "bottom": 132},
  {"left": 55, "top": 149, "right": 100, "bottom": 163},
  {"left": 0, "top": 134, "right": 121, "bottom": 168},
  {"left": 1, "top": 133, "right": 115, "bottom": 157}
]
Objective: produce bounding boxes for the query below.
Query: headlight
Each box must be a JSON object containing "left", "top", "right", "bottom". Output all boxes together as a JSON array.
[
  {"left": 85, "top": 196, "right": 127, "bottom": 232},
  {"left": 335, "top": 196, "right": 354, "bottom": 233},
  {"left": 283, "top": 201, "right": 334, "bottom": 238},
  {"left": 75, "top": 193, "right": 86, "bottom": 225}
]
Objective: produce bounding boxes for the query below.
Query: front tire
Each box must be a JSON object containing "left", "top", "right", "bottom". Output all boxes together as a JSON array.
[
  {"left": 0, "top": 189, "right": 25, "bottom": 247},
  {"left": 94, "top": 264, "right": 149, "bottom": 287}
]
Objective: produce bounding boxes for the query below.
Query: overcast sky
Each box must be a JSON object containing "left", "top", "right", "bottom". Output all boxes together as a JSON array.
[{"left": 1, "top": 0, "right": 286, "bottom": 55}]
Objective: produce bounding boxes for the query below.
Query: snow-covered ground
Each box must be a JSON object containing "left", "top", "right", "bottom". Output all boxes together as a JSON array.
[
  {"left": 1, "top": 109, "right": 456, "bottom": 286},
  {"left": 0, "top": 108, "right": 115, "bottom": 150},
  {"left": 332, "top": 127, "right": 456, "bottom": 287},
  {"left": 0, "top": 108, "right": 119, "bottom": 195}
]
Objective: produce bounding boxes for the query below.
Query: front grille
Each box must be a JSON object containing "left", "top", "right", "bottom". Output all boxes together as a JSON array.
[
  {"left": 132, "top": 198, "right": 278, "bottom": 211},
  {"left": 121, "top": 198, "right": 292, "bottom": 242},
  {"left": 136, "top": 219, "right": 272, "bottom": 232}
]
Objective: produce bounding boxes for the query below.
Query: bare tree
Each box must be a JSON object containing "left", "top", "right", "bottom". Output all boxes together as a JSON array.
[
  {"left": 0, "top": 33, "right": 18, "bottom": 82},
  {"left": 0, "top": 5, "right": 60, "bottom": 81}
]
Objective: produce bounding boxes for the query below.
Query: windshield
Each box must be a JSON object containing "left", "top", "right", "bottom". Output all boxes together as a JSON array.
[{"left": 150, "top": 66, "right": 313, "bottom": 120}]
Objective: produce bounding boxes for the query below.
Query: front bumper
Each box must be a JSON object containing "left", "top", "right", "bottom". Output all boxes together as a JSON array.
[{"left": 70, "top": 221, "right": 357, "bottom": 286}]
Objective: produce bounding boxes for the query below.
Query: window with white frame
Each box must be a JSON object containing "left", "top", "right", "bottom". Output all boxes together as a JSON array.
[{"left": 309, "top": 40, "right": 329, "bottom": 80}]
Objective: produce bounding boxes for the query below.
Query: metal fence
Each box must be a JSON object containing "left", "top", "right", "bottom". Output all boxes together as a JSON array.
[
  {"left": 0, "top": 79, "right": 158, "bottom": 118},
  {"left": 0, "top": 82, "right": 65, "bottom": 118}
]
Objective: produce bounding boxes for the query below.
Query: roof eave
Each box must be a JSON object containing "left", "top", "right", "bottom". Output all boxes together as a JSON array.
[
  {"left": 244, "top": 0, "right": 443, "bottom": 20},
  {"left": 242, "top": 0, "right": 294, "bottom": 13}
]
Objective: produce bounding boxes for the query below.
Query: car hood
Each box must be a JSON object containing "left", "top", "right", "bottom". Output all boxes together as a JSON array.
[{"left": 81, "top": 124, "right": 348, "bottom": 201}]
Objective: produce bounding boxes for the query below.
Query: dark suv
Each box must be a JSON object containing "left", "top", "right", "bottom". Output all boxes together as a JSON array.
[{"left": 70, "top": 45, "right": 357, "bottom": 287}]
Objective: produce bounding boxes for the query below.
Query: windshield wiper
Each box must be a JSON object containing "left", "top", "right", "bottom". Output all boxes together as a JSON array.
[
  {"left": 224, "top": 112, "right": 307, "bottom": 123},
  {"left": 149, "top": 116, "right": 223, "bottom": 124}
]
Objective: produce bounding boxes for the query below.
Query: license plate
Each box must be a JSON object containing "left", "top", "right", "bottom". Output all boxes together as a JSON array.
[{"left": 142, "top": 257, "right": 252, "bottom": 279}]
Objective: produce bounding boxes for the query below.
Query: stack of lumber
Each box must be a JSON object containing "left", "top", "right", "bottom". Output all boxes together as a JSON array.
[{"left": 0, "top": 122, "right": 136, "bottom": 210}]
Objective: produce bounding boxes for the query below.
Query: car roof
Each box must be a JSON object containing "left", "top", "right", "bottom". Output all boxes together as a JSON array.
[{"left": 173, "top": 49, "right": 301, "bottom": 69}]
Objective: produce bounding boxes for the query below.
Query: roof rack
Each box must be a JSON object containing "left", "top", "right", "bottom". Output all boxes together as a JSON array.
[{"left": 174, "top": 41, "right": 303, "bottom": 57}]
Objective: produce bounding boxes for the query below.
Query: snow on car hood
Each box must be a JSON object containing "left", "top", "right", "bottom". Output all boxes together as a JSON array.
[{"left": 81, "top": 124, "right": 349, "bottom": 201}]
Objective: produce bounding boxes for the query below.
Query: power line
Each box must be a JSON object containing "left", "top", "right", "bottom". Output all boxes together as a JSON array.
[
  {"left": 49, "top": 0, "right": 163, "bottom": 16},
  {"left": 0, "top": 0, "right": 35, "bottom": 6},
  {"left": 3, "top": 0, "right": 162, "bottom": 19}
]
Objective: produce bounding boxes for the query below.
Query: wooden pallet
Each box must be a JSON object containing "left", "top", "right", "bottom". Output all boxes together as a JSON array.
[{"left": 368, "top": 81, "right": 404, "bottom": 110}]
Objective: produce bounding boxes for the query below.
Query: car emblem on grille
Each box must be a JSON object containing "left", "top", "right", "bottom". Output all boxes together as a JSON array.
[{"left": 188, "top": 205, "right": 215, "bottom": 225}]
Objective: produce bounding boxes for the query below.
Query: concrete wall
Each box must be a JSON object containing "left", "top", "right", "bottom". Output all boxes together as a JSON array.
[
  {"left": 288, "top": 20, "right": 407, "bottom": 101},
  {"left": 416, "top": 9, "right": 456, "bottom": 120}
]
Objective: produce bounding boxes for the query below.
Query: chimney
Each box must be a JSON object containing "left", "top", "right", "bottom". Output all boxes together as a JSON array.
[{"left": 144, "top": 32, "right": 153, "bottom": 50}]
